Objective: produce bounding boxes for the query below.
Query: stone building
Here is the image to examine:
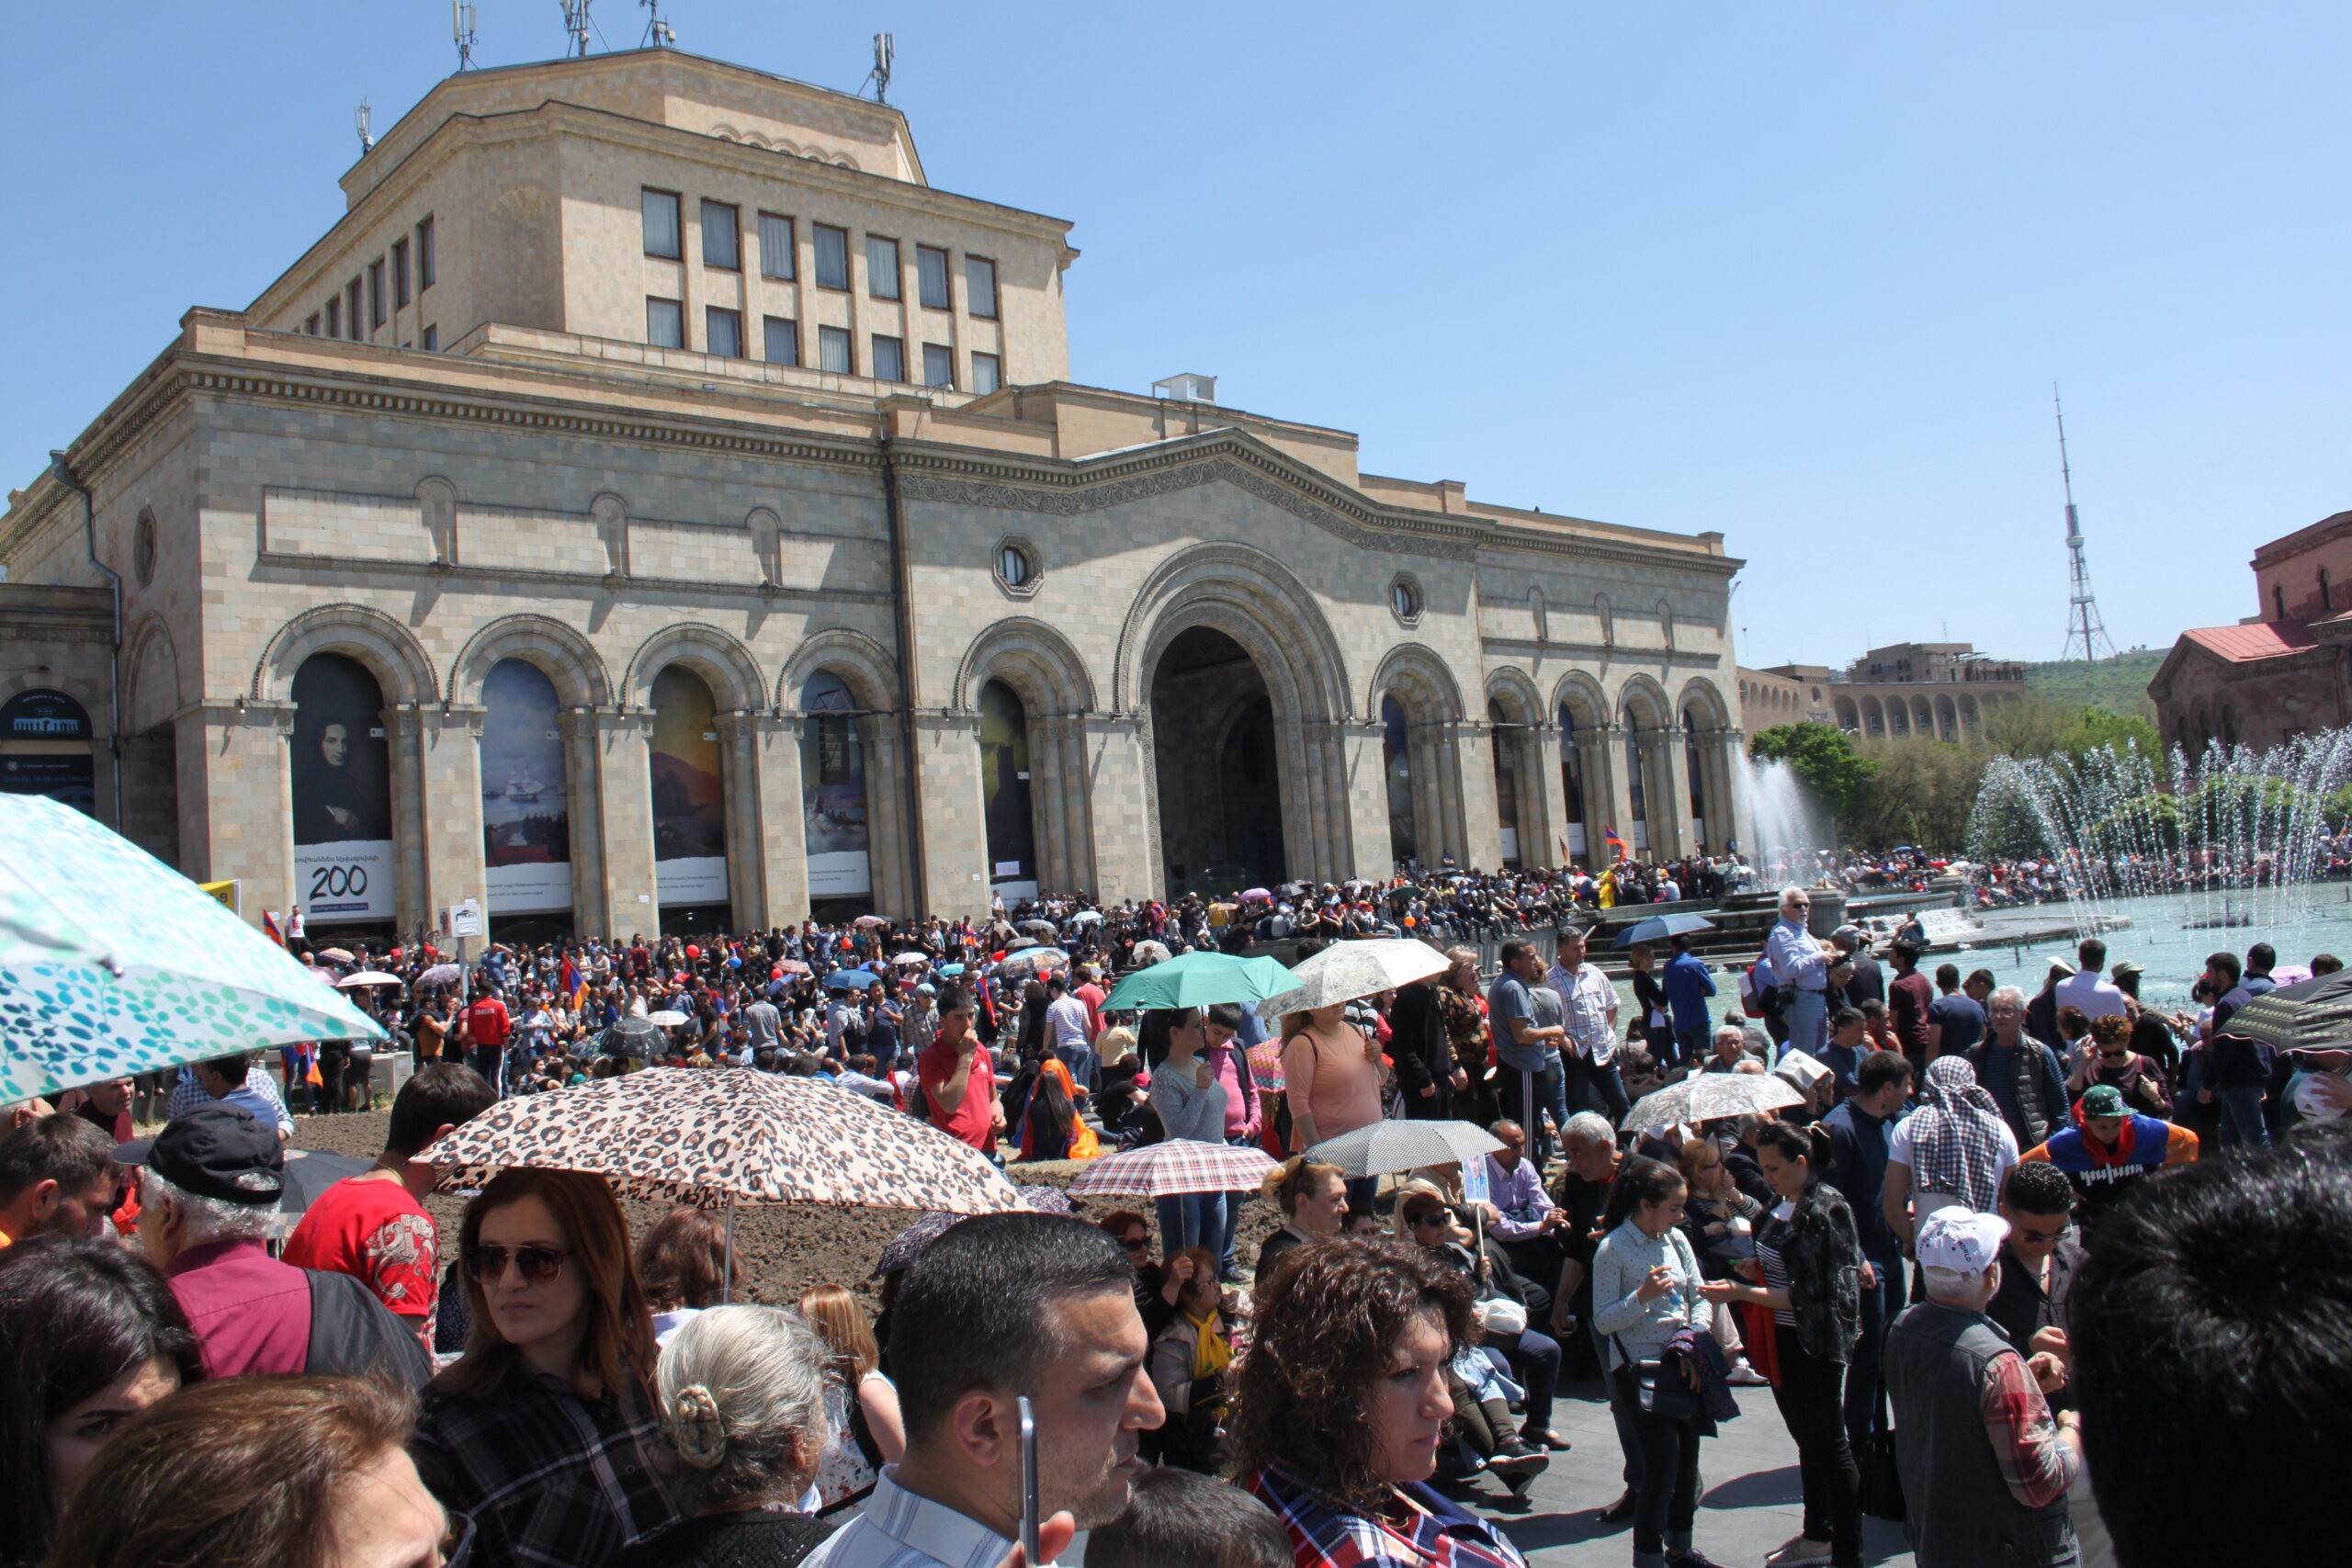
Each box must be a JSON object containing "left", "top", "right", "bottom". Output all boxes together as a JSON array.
[
  {"left": 2149, "top": 510, "right": 2352, "bottom": 754},
  {"left": 1737, "top": 642, "right": 2024, "bottom": 740},
  {"left": 0, "top": 46, "right": 1747, "bottom": 938}
]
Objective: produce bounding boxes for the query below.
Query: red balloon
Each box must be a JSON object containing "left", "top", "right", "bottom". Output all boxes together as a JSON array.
[
  {"left": 685, "top": 944, "right": 701, "bottom": 959},
  {"left": 771, "top": 965, "right": 783, "bottom": 980}
]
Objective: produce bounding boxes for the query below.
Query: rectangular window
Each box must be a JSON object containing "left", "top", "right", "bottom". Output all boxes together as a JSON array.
[
  {"left": 818, "top": 325, "right": 853, "bottom": 374},
  {"left": 758, "top": 212, "right": 795, "bottom": 279},
  {"left": 966, "top": 255, "right": 999, "bottom": 319},
  {"left": 971, "top": 352, "right": 1002, "bottom": 394},
  {"left": 416, "top": 215, "right": 436, "bottom": 288},
  {"left": 706, "top": 306, "right": 743, "bottom": 357},
  {"left": 917, "top": 245, "right": 951, "bottom": 310},
  {"left": 700, "top": 200, "right": 741, "bottom": 270},
  {"left": 324, "top": 298, "right": 341, "bottom": 337},
  {"left": 345, "top": 280, "right": 363, "bottom": 339},
  {"left": 642, "top": 188, "right": 683, "bottom": 258},
  {"left": 870, "top": 334, "right": 905, "bottom": 382},
  {"left": 647, "top": 296, "right": 684, "bottom": 348},
  {"left": 922, "top": 344, "right": 956, "bottom": 389},
  {"left": 421, "top": 324, "right": 438, "bottom": 352},
  {"left": 368, "top": 259, "right": 387, "bottom": 328},
  {"left": 813, "top": 224, "right": 850, "bottom": 289},
  {"left": 391, "top": 239, "right": 412, "bottom": 309},
  {"left": 866, "top": 235, "right": 901, "bottom": 299},
  {"left": 305, "top": 311, "right": 321, "bottom": 334},
  {"left": 763, "top": 316, "right": 799, "bottom": 365}
]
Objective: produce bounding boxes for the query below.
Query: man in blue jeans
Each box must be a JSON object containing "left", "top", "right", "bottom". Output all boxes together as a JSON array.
[
  {"left": 1663, "top": 935, "right": 1718, "bottom": 1071},
  {"left": 1488, "top": 942, "right": 1568, "bottom": 1163},
  {"left": 1823, "top": 1048, "right": 1912, "bottom": 1456},
  {"left": 2205, "top": 945, "right": 2276, "bottom": 1147},
  {"left": 1765, "top": 886, "right": 1833, "bottom": 1059}
]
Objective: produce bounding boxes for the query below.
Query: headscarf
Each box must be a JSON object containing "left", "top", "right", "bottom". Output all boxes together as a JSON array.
[{"left": 1905, "top": 1055, "right": 2009, "bottom": 1213}]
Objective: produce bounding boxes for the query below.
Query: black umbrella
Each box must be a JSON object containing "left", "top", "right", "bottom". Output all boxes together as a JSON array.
[
  {"left": 602, "top": 1016, "right": 664, "bottom": 1055},
  {"left": 279, "top": 1151, "right": 371, "bottom": 1215},
  {"left": 2214, "top": 970, "right": 2352, "bottom": 1054}
]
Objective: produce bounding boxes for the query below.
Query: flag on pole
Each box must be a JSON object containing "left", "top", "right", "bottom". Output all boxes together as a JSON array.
[
  {"left": 1604, "top": 826, "right": 1628, "bottom": 862},
  {"left": 261, "top": 908, "right": 286, "bottom": 947}
]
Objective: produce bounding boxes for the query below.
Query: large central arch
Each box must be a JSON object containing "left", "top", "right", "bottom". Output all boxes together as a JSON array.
[{"left": 1150, "top": 626, "right": 1286, "bottom": 894}]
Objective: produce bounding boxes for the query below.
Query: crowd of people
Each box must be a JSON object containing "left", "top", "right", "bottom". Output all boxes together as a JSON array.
[{"left": 5, "top": 874, "right": 2351, "bottom": 1568}]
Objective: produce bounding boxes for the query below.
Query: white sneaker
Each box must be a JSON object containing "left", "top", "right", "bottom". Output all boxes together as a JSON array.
[
  {"left": 1725, "top": 1359, "right": 1770, "bottom": 1386},
  {"left": 1763, "top": 1538, "right": 1832, "bottom": 1568}
]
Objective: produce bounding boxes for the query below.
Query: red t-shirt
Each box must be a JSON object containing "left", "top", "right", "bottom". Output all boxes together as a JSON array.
[
  {"left": 281, "top": 1173, "right": 440, "bottom": 1334},
  {"left": 918, "top": 1039, "right": 997, "bottom": 1153},
  {"left": 462, "top": 996, "right": 512, "bottom": 1047}
]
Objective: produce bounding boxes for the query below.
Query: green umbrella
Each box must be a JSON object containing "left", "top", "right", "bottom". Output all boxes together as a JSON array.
[
  {"left": 1102, "top": 951, "right": 1300, "bottom": 1010},
  {"left": 0, "top": 795, "right": 386, "bottom": 1103}
]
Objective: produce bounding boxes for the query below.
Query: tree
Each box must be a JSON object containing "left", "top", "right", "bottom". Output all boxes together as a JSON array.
[{"left": 1750, "top": 724, "right": 1878, "bottom": 826}]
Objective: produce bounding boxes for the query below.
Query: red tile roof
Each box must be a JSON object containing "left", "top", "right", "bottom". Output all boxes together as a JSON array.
[{"left": 2182, "top": 620, "right": 2319, "bottom": 664}]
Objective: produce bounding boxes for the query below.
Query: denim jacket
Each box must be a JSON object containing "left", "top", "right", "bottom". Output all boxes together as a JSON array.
[{"left": 1759, "top": 1178, "right": 1863, "bottom": 1364}]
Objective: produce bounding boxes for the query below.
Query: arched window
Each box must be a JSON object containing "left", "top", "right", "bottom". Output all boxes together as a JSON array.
[
  {"left": 2324, "top": 569, "right": 2334, "bottom": 614},
  {"left": 1383, "top": 694, "right": 1417, "bottom": 864},
  {"left": 2276, "top": 584, "right": 2287, "bottom": 620}
]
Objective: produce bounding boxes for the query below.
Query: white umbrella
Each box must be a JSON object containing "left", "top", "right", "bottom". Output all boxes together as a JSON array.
[
  {"left": 1070, "top": 910, "right": 1103, "bottom": 925},
  {"left": 416, "top": 963, "right": 463, "bottom": 987},
  {"left": 1254, "top": 937, "right": 1448, "bottom": 1019},
  {"left": 1306, "top": 1119, "right": 1503, "bottom": 1179},
  {"left": 645, "top": 1010, "right": 691, "bottom": 1027},
  {"left": 892, "top": 952, "right": 931, "bottom": 966},
  {"left": 336, "top": 971, "right": 404, "bottom": 988},
  {"left": 1620, "top": 1071, "right": 1803, "bottom": 1132}
]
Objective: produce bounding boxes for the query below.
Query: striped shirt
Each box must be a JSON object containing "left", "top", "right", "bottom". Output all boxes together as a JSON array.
[{"left": 801, "top": 1466, "right": 1012, "bottom": 1568}]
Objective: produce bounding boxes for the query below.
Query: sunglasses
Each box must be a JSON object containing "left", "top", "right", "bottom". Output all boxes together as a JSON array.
[
  {"left": 442, "top": 1510, "right": 476, "bottom": 1568},
  {"left": 1118, "top": 1235, "right": 1149, "bottom": 1253},
  {"left": 2013, "top": 1222, "right": 2073, "bottom": 1246},
  {"left": 464, "top": 1245, "right": 571, "bottom": 1284}
]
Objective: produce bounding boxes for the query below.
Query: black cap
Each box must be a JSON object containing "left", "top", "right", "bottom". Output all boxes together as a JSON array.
[{"left": 113, "top": 1102, "right": 285, "bottom": 1206}]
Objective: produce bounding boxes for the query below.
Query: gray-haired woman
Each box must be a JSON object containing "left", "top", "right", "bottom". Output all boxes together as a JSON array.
[{"left": 617, "top": 1304, "right": 840, "bottom": 1568}]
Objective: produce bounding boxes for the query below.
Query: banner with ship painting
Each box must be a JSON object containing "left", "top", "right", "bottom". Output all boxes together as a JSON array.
[
  {"left": 650, "top": 666, "right": 730, "bottom": 908},
  {"left": 481, "top": 660, "right": 572, "bottom": 915}
]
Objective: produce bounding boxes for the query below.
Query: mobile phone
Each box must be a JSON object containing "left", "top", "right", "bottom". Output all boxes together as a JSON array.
[{"left": 1018, "top": 1394, "right": 1041, "bottom": 1565}]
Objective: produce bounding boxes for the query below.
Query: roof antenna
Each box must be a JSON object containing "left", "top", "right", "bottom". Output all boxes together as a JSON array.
[
  {"left": 452, "top": 1, "right": 478, "bottom": 70},
  {"left": 865, "top": 32, "right": 895, "bottom": 103},
  {"left": 640, "top": 0, "right": 673, "bottom": 48},
  {"left": 560, "top": 0, "right": 594, "bottom": 57},
  {"left": 354, "top": 98, "right": 375, "bottom": 152}
]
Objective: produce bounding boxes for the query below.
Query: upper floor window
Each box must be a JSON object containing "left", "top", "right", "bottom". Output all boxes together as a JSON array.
[
  {"left": 966, "top": 255, "right": 999, "bottom": 319},
  {"left": 971, "top": 352, "right": 1002, "bottom": 394},
  {"left": 368, "top": 260, "right": 387, "bottom": 328},
  {"left": 647, "top": 296, "right": 684, "bottom": 348},
  {"left": 391, "top": 238, "right": 412, "bottom": 309},
  {"left": 818, "top": 325, "right": 853, "bottom": 374},
  {"left": 870, "top": 334, "right": 906, "bottom": 383},
  {"left": 305, "top": 311, "right": 321, "bottom": 335},
  {"left": 643, "top": 189, "right": 683, "bottom": 259},
  {"left": 867, "top": 236, "right": 901, "bottom": 299},
  {"left": 2277, "top": 584, "right": 2288, "bottom": 619},
  {"left": 701, "top": 201, "right": 741, "bottom": 270},
  {"left": 416, "top": 215, "right": 436, "bottom": 288},
  {"left": 758, "top": 212, "right": 795, "bottom": 279},
  {"left": 813, "top": 224, "right": 850, "bottom": 290},
  {"left": 421, "top": 324, "right": 438, "bottom": 352},
  {"left": 324, "top": 298, "right": 341, "bottom": 337},
  {"left": 922, "top": 344, "right": 955, "bottom": 389},
  {"left": 2324, "top": 569, "right": 2334, "bottom": 614},
  {"left": 763, "top": 315, "right": 799, "bottom": 366},
  {"left": 917, "top": 245, "right": 951, "bottom": 309},
  {"left": 345, "top": 280, "right": 363, "bottom": 340},
  {"left": 707, "top": 306, "right": 743, "bottom": 358}
]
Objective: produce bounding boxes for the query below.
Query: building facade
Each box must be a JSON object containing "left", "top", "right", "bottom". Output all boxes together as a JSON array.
[
  {"left": 1737, "top": 643, "right": 2024, "bottom": 740},
  {"left": 0, "top": 48, "right": 1747, "bottom": 937},
  {"left": 2149, "top": 510, "right": 2352, "bottom": 754}
]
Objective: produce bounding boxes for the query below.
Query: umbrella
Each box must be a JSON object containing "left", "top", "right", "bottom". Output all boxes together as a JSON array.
[
  {"left": 853, "top": 916, "right": 893, "bottom": 929},
  {"left": 1620, "top": 1072, "right": 1803, "bottom": 1132},
  {"left": 336, "top": 971, "right": 404, "bottom": 988},
  {"left": 1004, "top": 936, "right": 1041, "bottom": 952},
  {"left": 2212, "top": 970, "right": 2352, "bottom": 1055},
  {"left": 1069, "top": 910, "right": 1103, "bottom": 926},
  {"left": 1240, "top": 887, "right": 1272, "bottom": 902},
  {"left": 1254, "top": 937, "right": 1448, "bottom": 1020},
  {"left": 645, "top": 1010, "right": 691, "bottom": 1027},
  {"left": 996, "top": 948, "right": 1068, "bottom": 980},
  {"left": 316, "top": 947, "right": 356, "bottom": 964},
  {"left": 938, "top": 963, "right": 967, "bottom": 976},
  {"left": 1069, "top": 1139, "right": 1279, "bottom": 1200},
  {"left": 0, "top": 795, "right": 386, "bottom": 1102},
  {"left": 1020, "top": 919, "right": 1059, "bottom": 939},
  {"left": 892, "top": 952, "right": 931, "bottom": 966},
  {"left": 825, "top": 968, "right": 882, "bottom": 990},
  {"left": 601, "top": 1016, "right": 664, "bottom": 1053},
  {"left": 278, "top": 1150, "right": 372, "bottom": 1215},
  {"left": 416, "top": 963, "right": 463, "bottom": 987},
  {"left": 869, "top": 1183, "right": 1074, "bottom": 1278},
  {"left": 1130, "top": 940, "right": 1172, "bottom": 965},
  {"left": 1018, "top": 1182, "right": 1073, "bottom": 1215},
  {"left": 1611, "top": 913, "right": 1718, "bottom": 948},
  {"left": 1306, "top": 1119, "right": 1503, "bottom": 1179},
  {"left": 775, "top": 960, "right": 811, "bottom": 976},
  {"left": 1102, "top": 952, "right": 1301, "bottom": 1011}
]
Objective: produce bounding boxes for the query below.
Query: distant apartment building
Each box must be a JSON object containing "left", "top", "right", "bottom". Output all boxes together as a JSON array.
[{"left": 1737, "top": 642, "right": 2024, "bottom": 740}]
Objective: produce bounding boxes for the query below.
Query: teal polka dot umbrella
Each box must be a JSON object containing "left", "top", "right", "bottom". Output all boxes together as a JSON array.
[{"left": 0, "top": 795, "right": 385, "bottom": 1102}]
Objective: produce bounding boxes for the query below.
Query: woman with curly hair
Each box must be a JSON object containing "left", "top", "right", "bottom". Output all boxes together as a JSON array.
[{"left": 1228, "top": 1238, "right": 1529, "bottom": 1567}]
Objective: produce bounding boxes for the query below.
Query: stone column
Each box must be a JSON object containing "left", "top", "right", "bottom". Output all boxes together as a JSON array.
[
  {"left": 1340, "top": 716, "right": 1393, "bottom": 883},
  {"left": 861, "top": 715, "right": 912, "bottom": 917},
  {"left": 179, "top": 699, "right": 296, "bottom": 926},
  {"left": 1528, "top": 721, "right": 1572, "bottom": 870},
  {"left": 1083, "top": 712, "right": 1158, "bottom": 903},
  {"left": 1652, "top": 727, "right": 1696, "bottom": 861},
  {"left": 1456, "top": 718, "right": 1504, "bottom": 872},
  {"left": 1586, "top": 725, "right": 1634, "bottom": 860},
  {"left": 912, "top": 709, "right": 989, "bottom": 917},
  {"left": 1716, "top": 728, "right": 1750, "bottom": 853},
  {"left": 384, "top": 707, "right": 434, "bottom": 934},
  {"left": 1052, "top": 715, "right": 1100, "bottom": 896},
  {"left": 415, "top": 703, "right": 489, "bottom": 935},
  {"left": 593, "top": 707, "right": 660, "bottom": 939},
  {"left": 559, "top": 709, "right": 610, "bottom": 935}
]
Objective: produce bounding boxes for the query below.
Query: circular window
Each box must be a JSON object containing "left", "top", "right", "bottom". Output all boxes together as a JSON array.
[
  {"left": 999, "top": 546, "right": 1031, "bottom": 587},
  {"left": 133, "top": 509, "right": 157, "bottom": 588},
  {"left": 993, "top": 536, "right": 1042, "bottom": 597},
  {"left": 1388, "top": 574, "right": 1423, "bottom": 625}
]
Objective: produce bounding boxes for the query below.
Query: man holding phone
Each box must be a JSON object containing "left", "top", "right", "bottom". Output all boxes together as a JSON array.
[{"left": 808, "top": 1213, "right": 1164, "bottom": 1568}]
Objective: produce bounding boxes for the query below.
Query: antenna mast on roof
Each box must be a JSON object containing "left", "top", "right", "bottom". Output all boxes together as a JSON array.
[
  {"left": 865, "top": 32, "right": 895, "bottom": 103},
  {"left": 453, "top": 2, "right": 479, "bottom": 70},
  {"left": 355, "top": 98, "right": 375, "bottom": 152},
  {"left": 2053, "top": 386, "right": 2117, "bottom": 662},
  {"left": 560, "top": 0, "right": 594, "bottom": 57},
  {"left": 640, "top": 0, "right": 673, "bottom": 48}
]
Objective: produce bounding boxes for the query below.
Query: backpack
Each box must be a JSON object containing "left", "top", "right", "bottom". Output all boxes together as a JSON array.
[{"left": 304, "top": 1269, "right": 432, "bottom": 1390}]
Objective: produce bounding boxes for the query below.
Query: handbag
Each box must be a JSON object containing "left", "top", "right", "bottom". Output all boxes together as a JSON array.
[
  {"left": 1611, "top": 1335, "right": 1705, "bottom": 1421},
  {"left": 1857, "top": 1382, "right": 1905, "bottom": 1521}
]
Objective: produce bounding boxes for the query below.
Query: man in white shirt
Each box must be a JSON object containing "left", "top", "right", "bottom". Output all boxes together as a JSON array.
[
  {"left": 808, "top": 1213, "right": 1161, "bottom": 1568},
  {"left": 2052, "top": 936, "right": 2129, "bottom": 1022},
  {"left": 1547, "top": 926, "right": 1627, "bottom": 1126}
]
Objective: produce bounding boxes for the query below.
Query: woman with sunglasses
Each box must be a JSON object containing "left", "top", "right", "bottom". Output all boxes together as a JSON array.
[{"left": 413, "top": 1168, "right": 679, "bottom": 1568}]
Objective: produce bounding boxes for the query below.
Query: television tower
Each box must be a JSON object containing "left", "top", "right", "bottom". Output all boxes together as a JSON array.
[{"left": 2053, "top": 387, "right": 2116, "bottom": 661}]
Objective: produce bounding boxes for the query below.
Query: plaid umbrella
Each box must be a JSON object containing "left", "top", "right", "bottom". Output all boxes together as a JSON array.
[
  {"left": 2213, "top": 970, "right": 2352, "bottom": 1054},
  {"left": 1068, "top": 1138, "right": 1278, "bottom": 1200}
]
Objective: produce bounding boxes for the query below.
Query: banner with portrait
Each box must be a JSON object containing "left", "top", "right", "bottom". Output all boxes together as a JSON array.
[
  {"left": 291, "top": 653, "right": 396, "bottom": 922},
  {"left": 649, "top": 665, "right": 729, "bottom": 907},
  {"left": 798, "top": 671, "right": 871, "bottom": 898},
  {"left": 481, "top": 659, "right": 572, "bottom": 915}
]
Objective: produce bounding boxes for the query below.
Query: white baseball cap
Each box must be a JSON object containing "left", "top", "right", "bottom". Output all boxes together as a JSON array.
[{"left": 1917, "top": 1205, "right": 2010, "bottom": 1276}]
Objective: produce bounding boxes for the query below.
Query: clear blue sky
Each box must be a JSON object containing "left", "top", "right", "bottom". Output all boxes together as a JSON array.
[{"left": 6, "top": 3, "right": 2346, "bottom": 670}]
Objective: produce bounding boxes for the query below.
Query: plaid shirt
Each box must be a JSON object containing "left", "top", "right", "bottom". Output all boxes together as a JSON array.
[
  {"left": 1241, "top": 1465, "right": 1529, "bottom": 1568},
  {"left": 1978, "top": 1345, "right": 2079, "bottom": 1510},
  {"left": 413, "top": 1370, "right": 679, "bottom": 1568}
]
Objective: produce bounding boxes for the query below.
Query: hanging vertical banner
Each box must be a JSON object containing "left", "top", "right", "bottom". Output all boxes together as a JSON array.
[
  {"left": 650, "top": 665, "right": 729, "bottom": 906},
  {"left": 291, "top": 653, "right": 397, "bottom": 922},
  {"left": 481, "top": 659, "right": 572, "bottom": 915},
  {"left": 799, "top": 671, "right": 872, "bottom": 898}
]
